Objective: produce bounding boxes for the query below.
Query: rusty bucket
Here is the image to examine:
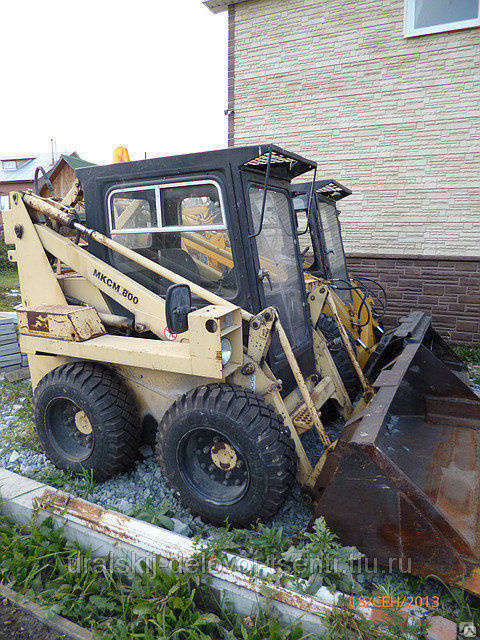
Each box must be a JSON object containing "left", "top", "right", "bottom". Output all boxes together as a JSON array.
[{"left": 311, "top": 341, "right": 480, "bottom": 592}]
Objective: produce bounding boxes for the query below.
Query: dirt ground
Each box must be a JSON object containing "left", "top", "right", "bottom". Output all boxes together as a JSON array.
[{"left": 0, "top": 599, "right": 67, "bottom": 640}]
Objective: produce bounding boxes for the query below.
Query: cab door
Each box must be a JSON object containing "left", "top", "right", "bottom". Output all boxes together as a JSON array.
[{"left": 245, "top": 178, "right": 315, "bottom": 391}]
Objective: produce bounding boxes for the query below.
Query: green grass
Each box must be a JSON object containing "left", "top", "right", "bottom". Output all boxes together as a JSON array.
[
  {"left": 453, "top": 345, "right": 480, "bottom": 365},
  {"left": 31, "top": 466, "right": 96, "bottom": 500},
  {"left": 0, "top": 256, "right": 20, "bottom": 311},
  {"left": 0, "top": 379, "right": 38, "bottom": 453},
  {"left": 0, "top": 226, "right": 20, "bottom": 309},
  {"left": 323, "top": 602, "right": 425, "bottom": 640},
  {"left": 0, "top": 513, "right": 434, "bottom": 640},
  {"left": 0, "top": 514, "right": 308, "bottom": 640}
]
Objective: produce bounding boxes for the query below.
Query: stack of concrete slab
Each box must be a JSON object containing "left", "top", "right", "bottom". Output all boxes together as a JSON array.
[{"left": 0, "top": 312, "right": 28, "bottom": 376}]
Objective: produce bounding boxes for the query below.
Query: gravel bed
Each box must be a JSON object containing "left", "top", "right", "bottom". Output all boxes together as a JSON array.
[{"left": 0, "top": 438, "right": 314, "bottom": 537}]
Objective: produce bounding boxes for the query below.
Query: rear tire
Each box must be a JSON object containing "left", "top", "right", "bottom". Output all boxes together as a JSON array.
[
  {"left": 34, "top": 362, "right": 140, "bottom": 481},
  {"left": 156, "top": 383, "right": 296, "bottom": 526},
  {"left": 315, "top": 313, "right": 361, "bottom": 405}
]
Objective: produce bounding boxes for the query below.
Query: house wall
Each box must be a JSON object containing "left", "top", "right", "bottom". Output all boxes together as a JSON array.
[
  {"left": 0, "top": 181, "right": 34, "bottom": 201},
  {"left": 347, "top": 254, "right": 480, "bottom": 344},
  {"left": 0, "top": 182, "right": 34, "bottom": 229},
  {"left": 228, "top": 0, "right": 480, "bottom": 344},
  {"left": 48, "top": 164, "right": 76, "bottom": 199}
]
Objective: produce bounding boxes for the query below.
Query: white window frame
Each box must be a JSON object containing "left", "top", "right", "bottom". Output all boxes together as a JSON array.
[
  {"left": 108, "top": 180, "right": 227, "bottom": 236},
  {"left": 404, "top": 0, "right": 480, "bottom": 37},
  {"left": 2, "top": 160, "right": 16, "bottom": 170}
]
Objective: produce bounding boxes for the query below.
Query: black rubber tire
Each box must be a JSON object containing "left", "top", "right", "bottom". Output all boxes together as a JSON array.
[
  {"left": 156, "top": 383, "right": 296, "bottom": 526},
  {"left": 315, "top": 313, "right": 361, "bottom": 402},
  {"left": 34, "top": 362, "right": 140, "bottom": 481}
]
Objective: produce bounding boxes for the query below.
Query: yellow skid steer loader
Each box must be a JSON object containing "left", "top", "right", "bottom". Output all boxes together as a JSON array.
[{"left": 2, "top": 144, "right": 479, "bottom": 594}]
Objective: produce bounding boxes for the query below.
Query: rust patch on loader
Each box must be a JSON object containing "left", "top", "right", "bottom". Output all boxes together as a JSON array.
[{"left": 27, "top": 311, "right": 49, "bottom": 333}]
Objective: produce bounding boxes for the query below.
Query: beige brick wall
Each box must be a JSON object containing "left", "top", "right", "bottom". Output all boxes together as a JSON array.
[{"left": 230, "top": 0, "right": 480, "bottom": 257}]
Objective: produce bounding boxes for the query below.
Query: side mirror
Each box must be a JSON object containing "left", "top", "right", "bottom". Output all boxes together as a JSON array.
[
  {"left": 292, "top": 194, "right": 309, "bottom": 233},
  {"left": 165, "top": 284, "right": 194, "bottom": 334},
  {"left": 292, "top": 194, "right": 308, "bottom": 214}
]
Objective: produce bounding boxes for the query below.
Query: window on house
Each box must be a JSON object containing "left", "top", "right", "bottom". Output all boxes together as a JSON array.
[
  {"left": 0, "top": 195, "right": 9, "bottom": 210},
  {"left": 2, "top": 160, "right": 16, "bottom": 170},
  {"left": 405, "top": 0, "right": 480, "bottom": 36}
]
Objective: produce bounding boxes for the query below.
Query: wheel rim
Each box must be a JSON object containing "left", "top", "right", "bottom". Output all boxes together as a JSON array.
[
  {"left": 177, "top": 427, "right": 250, "bottom": 505},
  {"left": 45, "top": 397, "right": 94, "bottom": 462}
]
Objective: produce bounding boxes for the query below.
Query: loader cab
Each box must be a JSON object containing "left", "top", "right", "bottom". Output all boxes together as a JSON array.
[
  {"left": 76, "top": 145, "right": 317, "bottom": 393},
  {"left": 293, "top": 180, "right": 352, "bottom": 304}
]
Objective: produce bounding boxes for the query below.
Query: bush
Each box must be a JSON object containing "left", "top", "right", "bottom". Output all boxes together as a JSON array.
[{"left": 0, "top": 230, "right": 14, "bottom": 272}]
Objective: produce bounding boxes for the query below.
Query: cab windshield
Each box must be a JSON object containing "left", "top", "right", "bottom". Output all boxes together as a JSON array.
[{"left": 249, "top": 186, "right": 308, "bottom": 350}]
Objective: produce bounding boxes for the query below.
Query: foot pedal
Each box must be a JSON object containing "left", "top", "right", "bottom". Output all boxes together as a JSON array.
[{"left": 291, "top": 376, "right": 335, "bottom": 432}]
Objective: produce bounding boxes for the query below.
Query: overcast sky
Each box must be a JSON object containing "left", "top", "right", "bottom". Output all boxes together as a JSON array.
[{"left": 1, "top": 0, "right": 227, "bottom": 165}]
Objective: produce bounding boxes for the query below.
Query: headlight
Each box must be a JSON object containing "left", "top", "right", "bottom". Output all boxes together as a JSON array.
[{"left": 221, "top": 337, "right": 232, "bottom": 366}]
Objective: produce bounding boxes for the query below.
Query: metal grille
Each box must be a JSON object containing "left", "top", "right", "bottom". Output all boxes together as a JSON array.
[
  {"left": 316, "top": 182, "right": 349, "bottom": 200},
  {"left": 242, "top": 151, "right": 296, "bottom": 170}
]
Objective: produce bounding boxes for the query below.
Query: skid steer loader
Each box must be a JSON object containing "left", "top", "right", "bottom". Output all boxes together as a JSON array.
[
  {"left": 2, "top": 144, "right": 480, "bottom": 594},
  {"left": 292, "top": 179, "right": 470, "bottom": 399}
]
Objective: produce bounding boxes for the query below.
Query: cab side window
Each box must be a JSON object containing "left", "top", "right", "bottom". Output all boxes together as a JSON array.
[
  {"left": 110, "top": 189, "right": 156, "bottom": 251},
  {"left": 109, "top": 182, "right": 237, "bottom": 299}
]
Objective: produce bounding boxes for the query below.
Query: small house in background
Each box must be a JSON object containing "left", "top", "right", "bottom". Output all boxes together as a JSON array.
[
  {"left": 0, "top": 153, "right": 54, "bottom": 211},
  {"left": 40, "top": 153, "right": 95, "bottom": 199}
]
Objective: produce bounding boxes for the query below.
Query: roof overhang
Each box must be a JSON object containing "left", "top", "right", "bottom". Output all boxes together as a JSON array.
[{"left": 204, "top": 0, "right": 253, "bottom": 14}]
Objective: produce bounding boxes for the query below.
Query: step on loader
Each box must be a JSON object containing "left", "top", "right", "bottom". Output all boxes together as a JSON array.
[{"left": 2, "top": 144, "right": 479, "bottom": 593}]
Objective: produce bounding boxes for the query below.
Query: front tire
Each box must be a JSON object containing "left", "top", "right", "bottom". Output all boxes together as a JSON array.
[
  {"left": 34, "top": 362, "right": 140, "bottom": 481},
  {"left": 156, "top": 384, "right": 296, "bottom": 526}
]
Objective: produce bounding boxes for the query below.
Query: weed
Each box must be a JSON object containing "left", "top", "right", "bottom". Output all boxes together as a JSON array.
[
  {"left": 1, "top": 419, "right": 39, "bottom": 454},
  {"left": 76, "top": 466, "right": 95, "bottom": 497},
  {"left": 195, "top": 522, "right": 291, "bottom": 569},
  {"left": 323, "top": 600, "right": 425, "bottom": 639},
  {"left": 0, "top": 379, "right": 32, "bottom": 405},
  {"left": 127, "top": 496, "right": 176, "bottom": 531},
  {"left": 368, "top": 575, "right": 410, "bottom": 601},
  {"left": 409, "top": 574, "right": 480, "bottom": 628},
  {"left": 196, "top": 517, "right": 363, "bottom": 595},
  {"left": 32, "top": 466, "right": 95, "bottom": 499},
  {"left": 289, "top": 517, "right": 364, "bottom": 594},
  {"left": 471, "top": 365, "right": 480, "bottom": 385}
]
